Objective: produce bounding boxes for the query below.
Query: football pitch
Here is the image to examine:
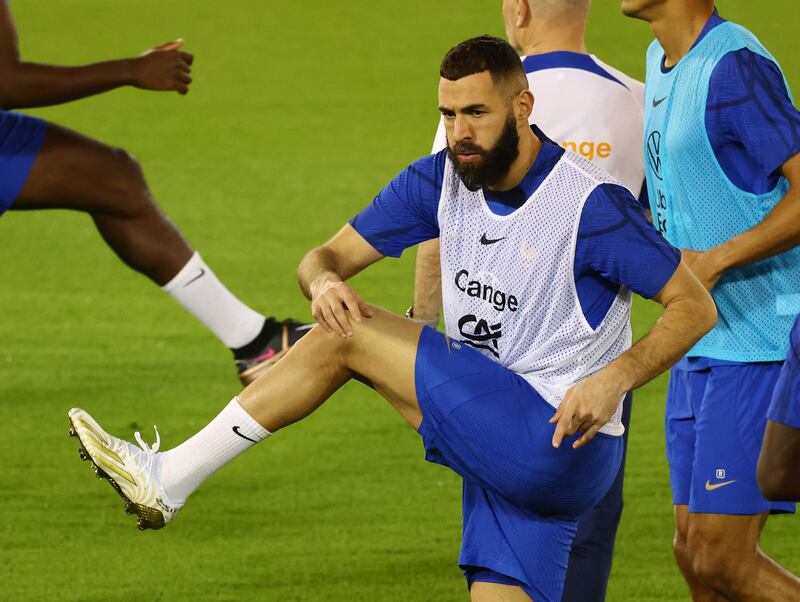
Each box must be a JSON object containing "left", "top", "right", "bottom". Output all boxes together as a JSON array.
[{"left": 1, "top": 1, "right": 798, "bottom": 600}]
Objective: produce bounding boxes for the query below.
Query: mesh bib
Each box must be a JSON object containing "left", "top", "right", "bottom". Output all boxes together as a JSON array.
[
  {"left": 439, "top": 151, "right": 632, "bottom": 436},
  {"left": 644, "top": 22, "right": 800, "bottom": 361}
]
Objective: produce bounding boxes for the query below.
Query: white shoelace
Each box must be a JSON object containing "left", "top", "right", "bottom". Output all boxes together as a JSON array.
[{"left": 134, "top": 426, "right": 161, "bottom": 455}]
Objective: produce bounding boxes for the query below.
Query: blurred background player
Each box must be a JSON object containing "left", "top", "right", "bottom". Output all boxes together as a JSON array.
[
  {"left": 412, "top": 2, "right": 646, "bottom": 599},
  {"left": 68, "top": 36, "right": 716, "bottom": 602},
  {"left": 623, "top": 0, "right": 800, "bottom": 599},
  {"left": 758, "top": 313, "right": 800, "bottom": 502},
  {"left": 0, "top": 2, "right": 307, "bottom": 384}
]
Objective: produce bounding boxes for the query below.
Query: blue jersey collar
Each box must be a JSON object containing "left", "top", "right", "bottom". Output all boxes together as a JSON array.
[{"left": 522, "top": 51, "right": 626, "bottom": 88}]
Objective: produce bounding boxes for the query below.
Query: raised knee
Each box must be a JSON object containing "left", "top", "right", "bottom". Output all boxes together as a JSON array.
[{"left": 106, "top": 147, "right": 152, "bottom": 207}]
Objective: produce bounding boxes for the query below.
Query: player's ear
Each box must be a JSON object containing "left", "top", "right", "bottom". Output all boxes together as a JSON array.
[
  {"left": 516, "top": 89, "right": 534, "bottom": 123},
  {"left": 516, "top": 0, "right": 532, "bottom": 28}
]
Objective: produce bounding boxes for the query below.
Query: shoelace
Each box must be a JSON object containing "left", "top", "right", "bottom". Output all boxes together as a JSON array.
[{"left": 134, "top": 425, "right": 161, "bottom": 454}]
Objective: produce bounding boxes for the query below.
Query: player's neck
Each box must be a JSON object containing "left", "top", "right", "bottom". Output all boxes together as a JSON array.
[
  {"left": 649, "top": 4, "right": 714, "bottom": 68},
  {"left": 517, "top": 25, "right": 588, "bottom": 56},
  {"left": 489, "top": 130, "right": 541, "bottom": 192}
]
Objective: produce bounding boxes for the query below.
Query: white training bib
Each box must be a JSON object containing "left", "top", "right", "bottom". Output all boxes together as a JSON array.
[{"left": 438, "top": 150, "right": 632, "bottom": 436}]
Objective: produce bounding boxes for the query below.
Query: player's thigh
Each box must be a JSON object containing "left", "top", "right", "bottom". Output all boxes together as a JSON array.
[
  {"left": 470, "top": 581, "right": 533, "bottom": 602},
  {"left": 687, "top": 511, "right": 768, "bottom": 557},
  {"left": 13, "top": 122, "right": 145, "bottom": 214},
  {"left": 345, "top": 305, "right": 426, "bottom": 426}
]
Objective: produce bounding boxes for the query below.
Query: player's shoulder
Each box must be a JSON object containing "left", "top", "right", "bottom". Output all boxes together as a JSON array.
[
  {"left": 588, "top": 56, "right": 643, "bottom": 92},
  {"left": 560, "top": 148, "right": 624, "bottom": 187},
  {"left": 588, "top": 55, "right": 644, "bottom": 104}
]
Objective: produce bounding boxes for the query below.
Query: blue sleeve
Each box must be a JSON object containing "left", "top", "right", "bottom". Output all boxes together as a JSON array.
[
  {"left": 576, "top": 183, "right": 681, "bottom": 299},
  {"left": 706, "top": 50, "right": 800, "bottom": 192},
  {"left": 348, "top": 151, "right": 444, "bottom": 258}
]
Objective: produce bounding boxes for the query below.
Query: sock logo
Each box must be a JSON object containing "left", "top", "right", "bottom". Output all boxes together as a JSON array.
[
  {"left": 232, "top": 425, "right": 257, "bottom": 443},
  {"left": 183, "top": 268, "right": 206, "bottom": 288}
]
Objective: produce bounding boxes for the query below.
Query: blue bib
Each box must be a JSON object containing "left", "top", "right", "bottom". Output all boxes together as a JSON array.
[{"left": 644, "top": 22, "right": 800, "bottom": 361}]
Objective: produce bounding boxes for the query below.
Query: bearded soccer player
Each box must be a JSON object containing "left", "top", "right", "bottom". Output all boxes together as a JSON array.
[
  {"left": 623, "top": 0, "right": 800, "bottom": 599},
  {"left": 415, "top": 3, "right": 647, "bottom": 599},
  {"left": 758, "top": 313, "right": 800, "bottom": 502},
  {"left": 68, "top": 37, "right": 714, "bottom": 602},
  {"left": 0, "top": 2, "right": 307, "bottom": 384}
]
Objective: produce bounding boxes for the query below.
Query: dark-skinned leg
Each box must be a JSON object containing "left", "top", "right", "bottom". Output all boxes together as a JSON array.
[
  {"left": 757, "top": 420, "right": 800, "bottom": 501},
  {"left": 687, "top": 512, "right": 800, "bottom": 601},
  {"left": 11, "top": 123, "right": 191, "bottom": 285}
]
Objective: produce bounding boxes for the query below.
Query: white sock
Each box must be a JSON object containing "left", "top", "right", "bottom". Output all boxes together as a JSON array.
[
  {"left": 159, "top": 397, "right": 270, "bottom": 503},
  {"left": 162, "top": 252, "right": 266, "bottom": 349}
]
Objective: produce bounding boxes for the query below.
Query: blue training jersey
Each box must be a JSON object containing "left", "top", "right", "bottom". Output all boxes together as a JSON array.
[{"left": 351, "top": 128, "right": 680, "bottom": 329}]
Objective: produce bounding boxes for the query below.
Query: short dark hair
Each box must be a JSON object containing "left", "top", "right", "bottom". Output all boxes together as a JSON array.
[{"left": 440, "top": 35, "right": 527, "bottom": 93}]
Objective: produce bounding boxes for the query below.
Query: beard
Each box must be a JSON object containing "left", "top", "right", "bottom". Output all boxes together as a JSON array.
[{"left": 447, "top": 114, "right": 520, "bottom": 192}]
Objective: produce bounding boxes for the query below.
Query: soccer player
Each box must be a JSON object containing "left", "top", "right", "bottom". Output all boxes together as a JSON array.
[
  {"left": 758, "top": 313, "right": 800, "bottom": 502},
  {"left": 413, "top": 3, "right": 647, "bottom": 599},
  {"left": 68, "top": 36, "right": 715, "bottom": 602},
  {"left": 623, "top": 0, "right": 800, "bottom": 598},
  {"left": 0, "top": 2, "right": 307, "bottom": 384}
]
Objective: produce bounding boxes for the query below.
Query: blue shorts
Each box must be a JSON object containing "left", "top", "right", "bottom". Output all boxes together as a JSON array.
[
  {"left": 666, "top": 361, "right": 795, "bottom": 514},
  {"left": 767, "top": 315, "right": 800, "bottom": 429},
  {"left": 414, "top": 327, "right": 624, "bottom": 602},
  {"left": 0, "top": 110, "right": 47, "bottom": 215}
]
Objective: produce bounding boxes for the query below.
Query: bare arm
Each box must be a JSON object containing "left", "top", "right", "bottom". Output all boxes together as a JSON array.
[
  {"left": 411, "top": 238, "right": 442, "bottom": 324},
  {"left": 297, "top": 224, "right": 384, "bottom": 337},
  {"left": 683, "top": 152, "right": 800, "bottom": 290},
  {"left": 0, "top": 4, "right": 193, "bottom": 109},
  {"left": 552, "top": 259, "right": 717, "bottom": 448}
]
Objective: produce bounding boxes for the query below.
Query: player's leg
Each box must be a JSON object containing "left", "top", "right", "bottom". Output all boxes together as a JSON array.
[
  {"left": 71, "top": 306, "right": 427, "bottom": 522},
  {"left": 470, "top": 582, "right": 532, "bottom": 602},
  {"left": 10, "top": 121, "right": 307, "bottom": 381},
  {"left": 237, "top": 304, "right": 425, "bottom": 431},
  {"left": 682, "top": 363, "right": 800, "bottom": 599},
  {"left": 687, "top": 511, "right": 800, "bottom": 600},
  {"left": 673, "top": 505, "right": 725, "bottom": 602},
  {"left": 757, "top": 420, "right": 800, "bottom": 500},
  {"left": 13, "top": 122, "right": 192, "bottom": 284},
  {"left": 560, "top": 393, "right": 631, "bottom": 602},
  {"left": 758, "top": 323, "right": 800, "bottom": 500}
]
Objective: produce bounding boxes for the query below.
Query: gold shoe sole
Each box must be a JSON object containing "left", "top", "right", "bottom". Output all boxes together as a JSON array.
[{"left": 69, "top": 415, "right": 165, "bottom": 531}]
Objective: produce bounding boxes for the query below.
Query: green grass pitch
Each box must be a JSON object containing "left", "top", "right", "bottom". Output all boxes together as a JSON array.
[{"left": 1, "top": 1, "right": 798, "bottom": 600}]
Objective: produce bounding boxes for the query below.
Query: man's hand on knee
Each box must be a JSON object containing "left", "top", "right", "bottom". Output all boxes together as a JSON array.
[{"left": 311, "top": 281, "right": 373, "bottom": 337}]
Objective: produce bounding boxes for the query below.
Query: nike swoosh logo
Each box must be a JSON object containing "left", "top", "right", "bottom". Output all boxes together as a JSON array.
[
  {"left": 183, "top": 268, "right": 206, "bottom": 287},
  {"left": 232, "top": 426, "right": 257, "bottom": 443},
  {"left": 480, "top": 234, "right": 505, "bottom": 245},
  {"left": 652, "top": 96, "right": 667, "bottom": 108},
  {"left": 705, "top": 479, "right": 736, "bottom": 491}
]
